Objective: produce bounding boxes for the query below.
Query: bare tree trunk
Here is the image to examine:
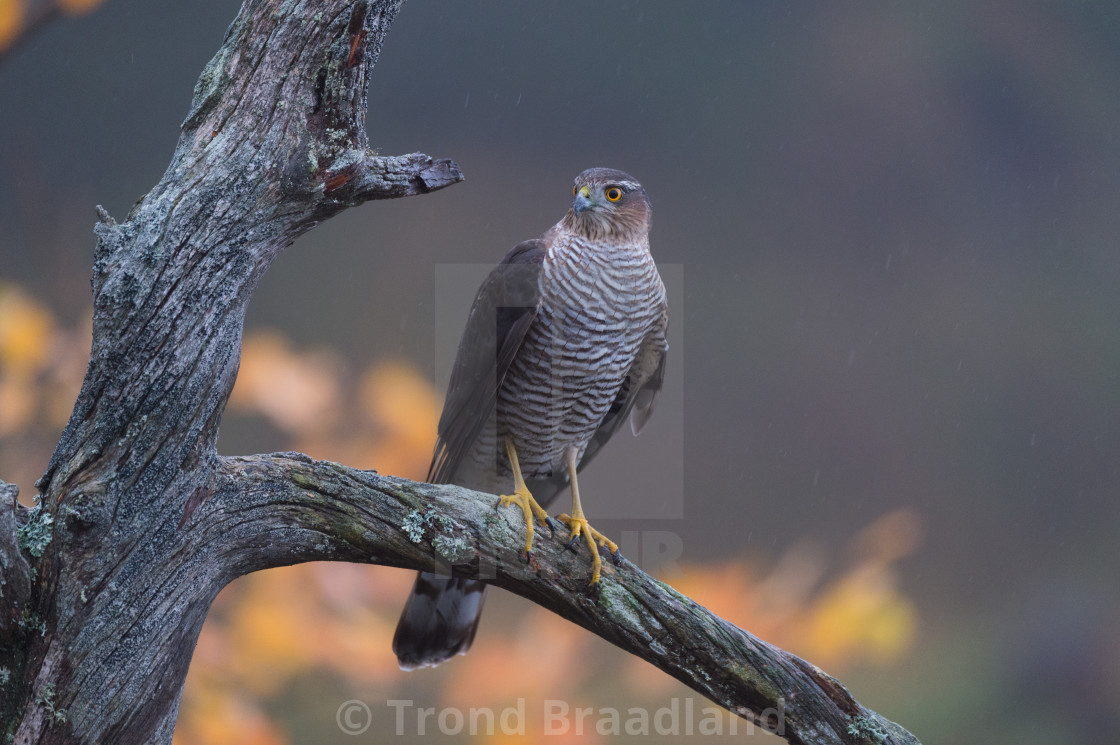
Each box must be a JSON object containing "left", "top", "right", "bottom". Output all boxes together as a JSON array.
[{"left": 0, "top": 2, "right": 922, "bottom": 744}]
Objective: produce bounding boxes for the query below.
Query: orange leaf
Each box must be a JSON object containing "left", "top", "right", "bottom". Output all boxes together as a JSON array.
[
  {"left": 0, "top": 376, "right": 36, "bottom": 436},
  {"left": 58, "top": 0, "right": 105, "bottom": 15},
  {"left": 0, "top": 0, "right": 22, "bottom": 52},
  {"left": 0, "top": 284, "right": 56, "bottom": 377},
  {"left": 230, "top": 331, "right": 341, "bottom": 434}
]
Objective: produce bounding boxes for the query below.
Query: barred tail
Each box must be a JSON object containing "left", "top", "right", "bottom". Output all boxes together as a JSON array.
[{"left": 392, "top": 572, "right": 488, "bottom": 670}]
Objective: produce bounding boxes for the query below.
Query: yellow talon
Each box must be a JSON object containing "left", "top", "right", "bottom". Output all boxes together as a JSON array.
[
  {"left": 497, "top": 439, "right": 553, "bottom": 556},
  {"left": 557, "top": 512, "right": 619, "bottom": 585},
  {"left": 498, "top": 483, "right": 551, "bottom": 555},
  {"left": 558, "top": 446, "right": 621, "bottom": 588}
]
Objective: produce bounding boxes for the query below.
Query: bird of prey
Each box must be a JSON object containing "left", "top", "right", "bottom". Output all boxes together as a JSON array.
[{"left": 393, "top": 167, "right": 668, "bottom": 670}]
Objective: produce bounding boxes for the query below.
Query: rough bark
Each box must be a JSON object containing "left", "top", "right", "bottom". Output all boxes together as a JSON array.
[
  {"left": 0, "top": 482, "right": 30, "bottom": 650},
  {"left": 0, "top": 1, "right": 922, "bottom": 744}
]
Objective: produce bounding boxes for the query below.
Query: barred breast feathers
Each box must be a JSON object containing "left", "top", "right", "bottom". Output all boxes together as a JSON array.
[{"left": 485, "top": 226, "right": 665, "bottom": 477}]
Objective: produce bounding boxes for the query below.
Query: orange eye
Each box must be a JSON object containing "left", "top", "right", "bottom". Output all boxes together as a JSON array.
[{"left": 605, "top": 186, "right": 622, "bottom": 202}]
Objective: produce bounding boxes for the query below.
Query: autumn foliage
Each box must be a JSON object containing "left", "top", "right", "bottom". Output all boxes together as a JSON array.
[
  {"left": 0, "top": 0, "right": 105, "bottom": 56},
  {"left": 0, "top": 279, "right": 921, "bottom": 744}
]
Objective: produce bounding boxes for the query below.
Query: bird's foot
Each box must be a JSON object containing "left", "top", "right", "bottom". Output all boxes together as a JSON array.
[
  {"left": 496, "top": 484, "right": 554, "bottom": 559},
  {"left": 556, "top": 512, "right": 621, "bottom": 587}
]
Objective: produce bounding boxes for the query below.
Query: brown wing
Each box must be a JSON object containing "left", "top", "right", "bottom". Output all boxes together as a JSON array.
[{"left": 427, "top": 239, "right": 546, "bottom": 485}]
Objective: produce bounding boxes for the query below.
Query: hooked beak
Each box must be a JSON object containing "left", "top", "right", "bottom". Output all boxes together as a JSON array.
[{"left": 573, "top": 185, "right": 594, "bottom": 214}]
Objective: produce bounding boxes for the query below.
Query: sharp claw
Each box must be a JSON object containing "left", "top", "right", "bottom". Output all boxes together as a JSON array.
[
  {"left": 566, "top": 533, "right": 581, "bottom": 551},
  {"left": 520, "top": 548, "right": 531, "bottom": 564},
  {"left": 544, "top": 516, "right": 560, "bottom": 536},
  {"left": 611, "top": 548, "right": 623, "bottom": 566},
  {"left": 586, "top": 581, "right": 602, "bottom": 601}
]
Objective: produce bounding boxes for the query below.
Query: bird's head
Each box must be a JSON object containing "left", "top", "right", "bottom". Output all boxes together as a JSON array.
[{"left": 563, "top": 168, "right": 651, "bottom": 241}]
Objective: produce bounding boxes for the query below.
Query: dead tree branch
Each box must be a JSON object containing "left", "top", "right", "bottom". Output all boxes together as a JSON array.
[
  {"left": 0, "top": 1, "right": 921, "bottom": 744},
  {"left": 207, "top": 454, "right": 919, "bottom": 745}
]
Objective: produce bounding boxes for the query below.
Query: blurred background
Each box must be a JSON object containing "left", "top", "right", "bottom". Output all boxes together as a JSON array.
[{"left": 2, "top": 1, "right": 1119, "bottom": 743}]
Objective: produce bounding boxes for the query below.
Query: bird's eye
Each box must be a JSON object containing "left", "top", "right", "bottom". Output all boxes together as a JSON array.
[{"left": 605, "top": 186, "right": 623, "bottom": 202}]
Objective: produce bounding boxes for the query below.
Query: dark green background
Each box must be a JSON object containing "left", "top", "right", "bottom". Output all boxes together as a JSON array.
[{"left": 3, "top": 2, "right": 1118, "bottom": 742}]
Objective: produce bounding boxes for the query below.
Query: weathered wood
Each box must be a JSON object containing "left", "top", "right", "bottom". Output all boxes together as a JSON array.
[
  {"left": 207, "top": 454, "right": 920, "bottom": 745},
  {"left": 0, "top": 481, "right": 30, "bottom": 647},
  {"left": 4, "top": 2, "right": 460, "bottom": 742},
  {"left": 0, "top": 0, "right": 922, "bottom": 743}
]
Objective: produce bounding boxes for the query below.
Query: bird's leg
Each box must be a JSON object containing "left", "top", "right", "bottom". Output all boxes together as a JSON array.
[
  {"left": 556, "top": 446, "right": 621, "bottom": 588},
  {"left": 497, "top": 438, "right": 555, "bottom": 559}
]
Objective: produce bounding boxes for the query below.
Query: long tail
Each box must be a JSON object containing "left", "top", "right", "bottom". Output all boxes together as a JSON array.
[{"left": 392, "top": 572, "right": 488, "bottom": 670}]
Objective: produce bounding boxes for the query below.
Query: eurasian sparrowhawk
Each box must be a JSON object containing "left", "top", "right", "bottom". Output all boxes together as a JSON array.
[{"left": 393, "top": 168, "right": 668, "bottom": 669}]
